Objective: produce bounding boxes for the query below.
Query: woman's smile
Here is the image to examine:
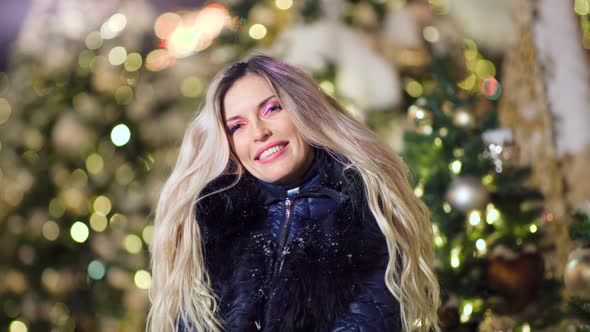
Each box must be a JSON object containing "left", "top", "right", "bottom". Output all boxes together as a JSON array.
[{"left": 223, "top": 74, "right": 314, "bottom": 184}]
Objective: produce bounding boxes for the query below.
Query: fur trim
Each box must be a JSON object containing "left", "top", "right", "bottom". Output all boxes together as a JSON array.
[{"left": 195, "top": 154, "right": 388, "bottom": 332}]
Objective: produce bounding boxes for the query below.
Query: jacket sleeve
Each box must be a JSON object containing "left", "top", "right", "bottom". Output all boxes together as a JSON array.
[{"left": 330, "top": 262, "right": 402, "bottom": 332}]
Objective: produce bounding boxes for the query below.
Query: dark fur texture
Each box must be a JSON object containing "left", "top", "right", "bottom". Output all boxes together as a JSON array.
[{"left": 195, "top": 156, "right": 390, "bottom": 332}]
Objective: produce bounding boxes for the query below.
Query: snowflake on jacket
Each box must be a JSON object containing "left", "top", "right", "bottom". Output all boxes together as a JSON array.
[{"left": 186, "top": 149, "right": 402, "bottom": 332}]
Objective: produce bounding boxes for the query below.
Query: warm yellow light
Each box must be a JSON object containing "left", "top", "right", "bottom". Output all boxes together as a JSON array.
[
  {"left": 134, "top": 270, "right": 152, "bottom": 289},
  {"left": 142, "top": 225, "right": 154, "bottom": 245},
  {"left": 468, "top": 210, "right": 481, "bottom": 225},
  {"left": 86, "top": 153, "right": 104, "bottom": 175},
  {"left": 449, "top": 160, "right": 462, "bottom": 174},
  {"left": 9, "top": 320, "right": 27, "bottom": 332},
  {"left": 434, "top": 137, "right": 443, "bottom": 147},
  {"left": 124, "top": 234, "right": 143, "bottom": 254},
  {"left": 405, "top": 80, "right": 423, "bottom": 97},
  {"left": 530, "top": 224, "right": 538, "bottom": 233},
  {"left": 90, "top": 213, "right": 108, "bottom": 232},
  {"left": 443, "top": 202, "right": 452, "bottom": 214},
  {"left": 522, "top": 323, "right": 531, "bottom": 332},
  {"left": 486, "top": 203, "right": 500, "bottom": 224},
  {"left": 249, "top": 24, "right": 267, "bottom": 40},
  {"left": 70, "top": 222, "right": 90, "bottom": 243},
  {"left": 451, "top": 247, "right": 461, "bottom": 268},
  {"left": 93, "top": 196, "right": 112, "bottom": 216},
  {"left": 275, "top": 0, "right": 293, "bottom": 10},
  {"left": 414, "top": 184, "right": 424, "bottom": 198},
  {"left": 439, "top": 127, "right": 448, "bottom": 137}
]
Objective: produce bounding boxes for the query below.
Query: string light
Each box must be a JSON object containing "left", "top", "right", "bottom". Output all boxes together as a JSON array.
[
  {"left": 134, "top": 270, "right": 151, "bottom": 289},
  {"left": 449, "top": 160, "right": 462, "bottom": 174},
  {"left": 468, "top": 210, "right": 481, "bottom": 226}
]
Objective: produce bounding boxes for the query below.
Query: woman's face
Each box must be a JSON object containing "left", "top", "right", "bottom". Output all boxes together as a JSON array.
[{"left": 223, "top": 74, "right": 314, "bottom": 185}]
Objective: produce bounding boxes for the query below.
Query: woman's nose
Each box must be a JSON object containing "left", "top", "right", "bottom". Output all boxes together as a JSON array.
[{"left": 252, "top": 122, "right": 271, "bottom": 141}]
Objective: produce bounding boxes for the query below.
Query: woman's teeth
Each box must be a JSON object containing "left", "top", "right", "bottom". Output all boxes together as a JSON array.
[{"left": 259, "top": 145, "right": 285, "bottom": 160}]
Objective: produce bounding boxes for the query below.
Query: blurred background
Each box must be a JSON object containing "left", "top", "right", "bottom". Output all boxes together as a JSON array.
[{"left": 0, "top": 0, "right": 589, "bottom": 331}]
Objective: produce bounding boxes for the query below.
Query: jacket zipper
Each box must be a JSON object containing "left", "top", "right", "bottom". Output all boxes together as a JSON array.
[{"left": 272, "top": 197, "right": 294, "bottom": 277}]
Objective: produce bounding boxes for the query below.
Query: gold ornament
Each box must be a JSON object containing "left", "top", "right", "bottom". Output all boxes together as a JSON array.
[
  {"left": 564, "top": 248, "right": 590, "bottom": 299},
  {"left": 445, "top": 176, "right": 490, "bottom": 213}
]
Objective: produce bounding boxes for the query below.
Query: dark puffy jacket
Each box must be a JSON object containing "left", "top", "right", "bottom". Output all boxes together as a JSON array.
[{"left": 184, "top": 149, "right": 401, "bottom": 332}]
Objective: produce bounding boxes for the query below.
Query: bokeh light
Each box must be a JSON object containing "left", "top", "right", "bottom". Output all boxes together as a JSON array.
[
  {"left": 108, "top": 46, "right": 127, "bottom": 66},
  {"left": 89, "top": 213, "right": 108, "bottom": 232},
  {"left": 111, "top": 124, "right": 131, "bottom": 147},
  {"left": 249, "top": 24, "right": 267, "bottom": 40},
  {"left": 124, "top": 53, "right": 143, "bottom": 72},
  {"left": 0, "top": 98, "right": 12, "bottom": 125},
  {"left": 423, "top": 26, "right": 440, "bottom": 43},
  {"left": 93, "top": 196, "right": 112, "bottom": 216},
  {"left": 42, "top": 221, "right": 60, "bottom": 241},
  {"left": 142, "top": 225, "right": 154, "bottom": 245},
  {"left": 9, "top": 320, "right": 27, "bottom": 332},
  {"left": 160, "top": 4, "right": 229, "bottom": 58},
  {"left": 145, "top": 49, "right": 173, "bottom": 71},
  {"left": 70, "top": 222, "right": 90, "bottom": 243},
  {"left": 86, "top": 153, "right": 104, "bottom": 174},
  {"left": 115, "top": 85, "right": 134, "bottom": 104},
  {"left": 275, "top": 0, "right": 293, "bottom": 10},
  {"left": 85, "top": 31, "right": 103, "bottom": 50},
  {"left": 124, "top": 234, "right": 143, "bottom": 254},
  {"left": 134, "top": 270, "right": 151, "bottom": 289},
  {"left": 101, "top": 13, "right": 127, "bottom": 40},
  {"left": 88, "top": 260, "right": 106, "bottom": 280}
]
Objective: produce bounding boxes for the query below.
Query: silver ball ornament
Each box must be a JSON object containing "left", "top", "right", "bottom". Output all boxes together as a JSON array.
[{"left": 445, "top": 176, "right": 490, "bottom": 213}]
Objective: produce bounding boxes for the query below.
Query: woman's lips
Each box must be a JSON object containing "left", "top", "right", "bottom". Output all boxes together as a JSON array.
[{"left": 255, "top": 143, "right": 288, "bottom": 164}]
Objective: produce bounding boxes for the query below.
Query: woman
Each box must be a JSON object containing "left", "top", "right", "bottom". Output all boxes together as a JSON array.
[{"left": 148, "top": 54, "right": 440, "bottom": 332}]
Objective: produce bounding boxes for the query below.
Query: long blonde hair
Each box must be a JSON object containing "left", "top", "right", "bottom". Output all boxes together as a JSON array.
[{"left": 148, "top": 54, "right": 440, "bottom": 332}]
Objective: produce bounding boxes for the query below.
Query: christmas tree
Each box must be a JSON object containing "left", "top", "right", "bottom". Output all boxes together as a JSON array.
[
  {"left": 1, "top": 0, "right": 589, "bottom": 331},
  {"left": 401, "top": 49, "right": 590, "bottom": 330}
]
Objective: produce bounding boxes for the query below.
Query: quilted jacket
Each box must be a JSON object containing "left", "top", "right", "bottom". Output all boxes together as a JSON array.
[{"left": 182, "top": 148, "right": 401, "bottom": 332}]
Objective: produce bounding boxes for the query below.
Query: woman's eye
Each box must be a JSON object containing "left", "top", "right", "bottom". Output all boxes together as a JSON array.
[
  {"left": 227, "top": 123, "right": 243, "bottom": 135},
  {"left": 263, "top": 102, "right": 282, "bottom": 116}
]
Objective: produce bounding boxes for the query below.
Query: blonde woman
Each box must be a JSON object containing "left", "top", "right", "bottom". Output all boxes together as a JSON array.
[{"left": 148, "top": 54, "right": 440, "bottom": 332}]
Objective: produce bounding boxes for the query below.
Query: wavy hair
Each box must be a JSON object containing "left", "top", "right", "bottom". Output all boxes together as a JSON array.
[{"left": 148, "top": 54, "right": 441, "bottom": 332}]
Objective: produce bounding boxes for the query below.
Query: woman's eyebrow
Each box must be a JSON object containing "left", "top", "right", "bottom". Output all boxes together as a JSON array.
[{"left": 225, "top": 95, "right": 275, "bottom": 122}]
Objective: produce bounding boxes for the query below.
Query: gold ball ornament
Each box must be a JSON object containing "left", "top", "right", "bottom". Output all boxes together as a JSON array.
[
  {"left": 445, "top": 176, "right": 490, "bottom": 213},
  {"left": 564, "top": 248, "right": 590, "bottom": 299}
]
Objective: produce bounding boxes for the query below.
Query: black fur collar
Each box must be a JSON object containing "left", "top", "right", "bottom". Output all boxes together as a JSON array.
[{"left": 194, "top": 151, "right": 389, "bottom": 331}]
